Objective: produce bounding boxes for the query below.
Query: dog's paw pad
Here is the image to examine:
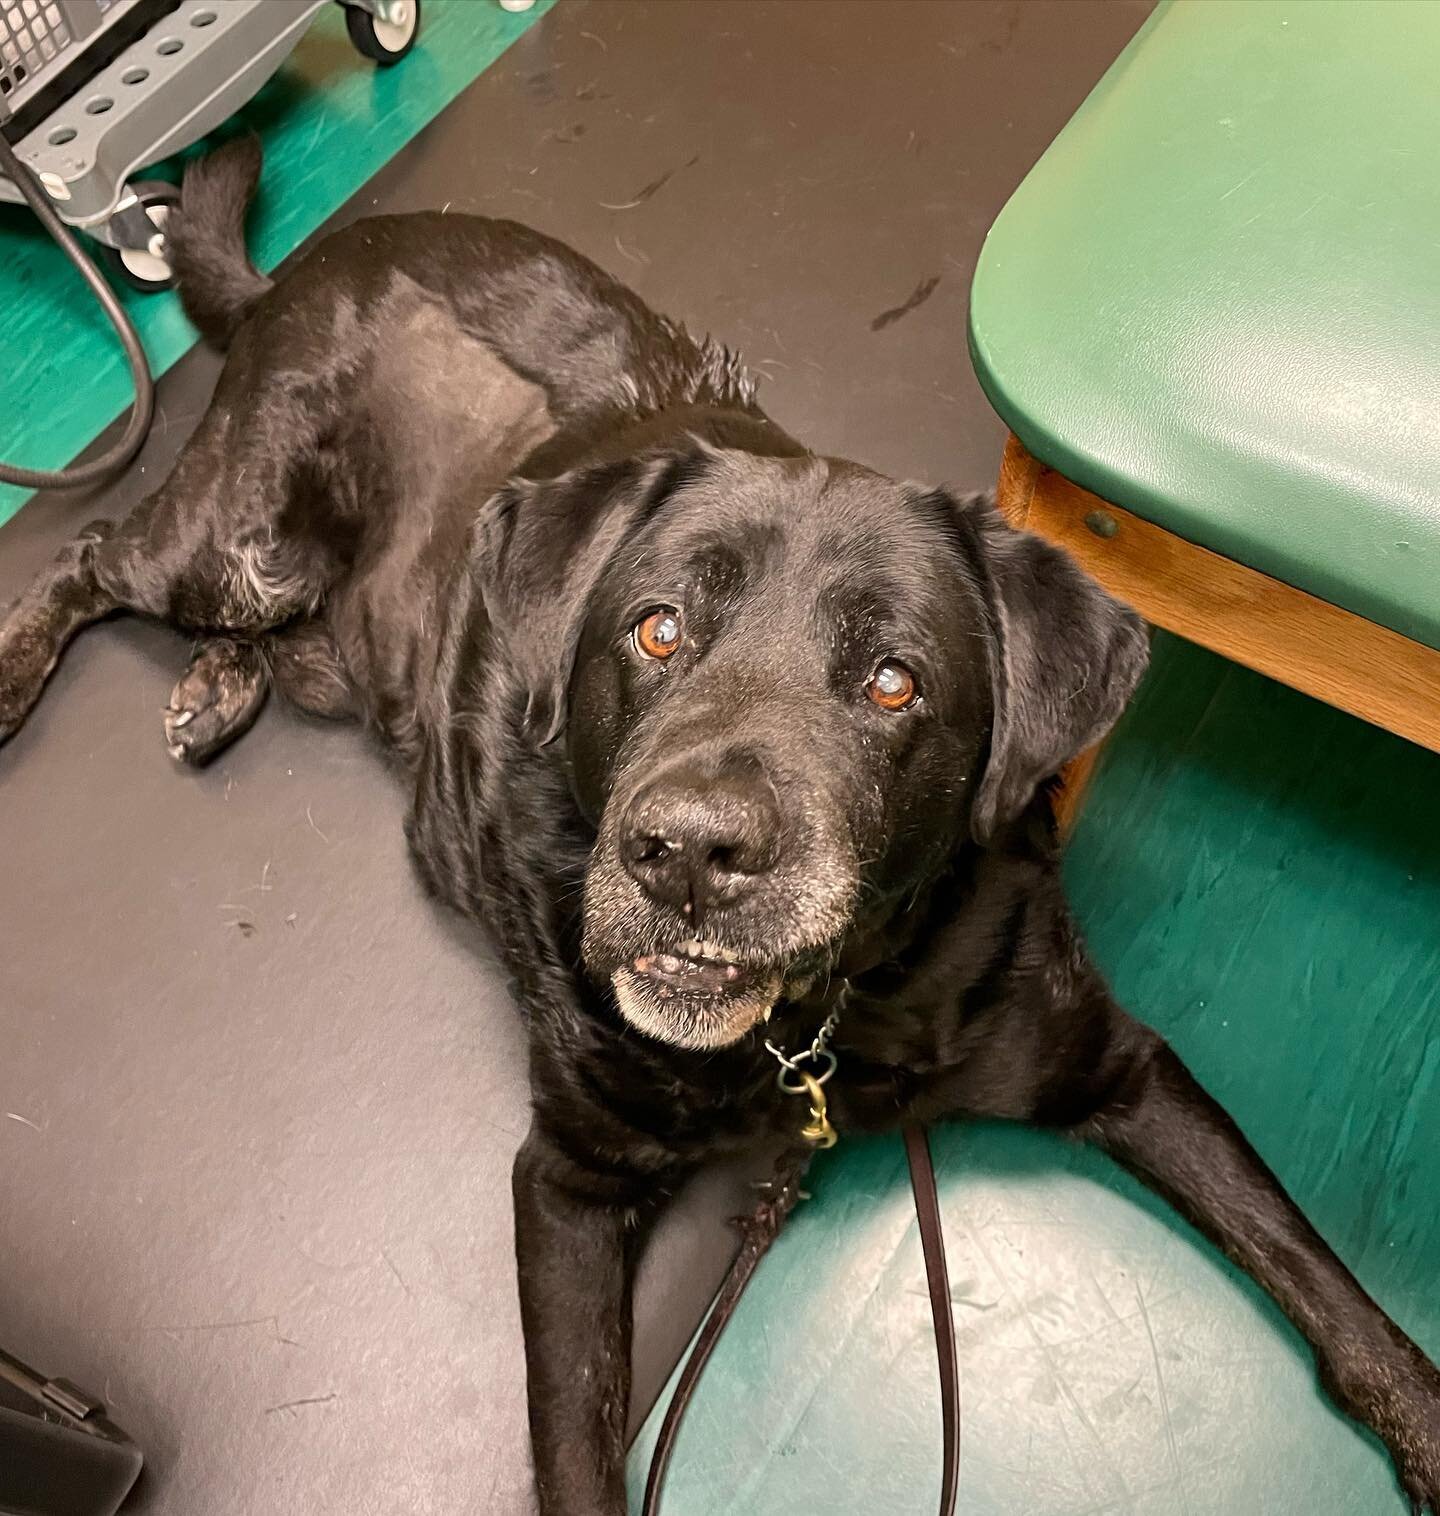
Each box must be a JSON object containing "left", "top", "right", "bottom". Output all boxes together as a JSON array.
[
  {"left": 163, "top": 642, "right": 268, "bottom": 766},
  {"left": 164, "top": 695, "right": 231, "bottom": 765}
]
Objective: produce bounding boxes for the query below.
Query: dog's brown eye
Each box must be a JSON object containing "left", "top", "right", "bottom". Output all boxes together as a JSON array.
[
  {"left": 634, "top": 608, "right": 683, "bottom": 660},
  {"left": 867, "top": 659, "right": 918, "bottom": 711}
]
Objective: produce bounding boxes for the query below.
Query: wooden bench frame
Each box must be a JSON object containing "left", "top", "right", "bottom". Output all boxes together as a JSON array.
[{"left": 996, "top": 434, "right": 1440, "bottom": 827}]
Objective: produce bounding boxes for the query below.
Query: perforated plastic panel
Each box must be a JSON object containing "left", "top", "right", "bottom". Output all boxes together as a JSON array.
[
  {"left": 0, "top": 1, "right": 75, "bottom": 101},
  {"left": 0, "top": 0, "right": 177, "bottom": 145}
]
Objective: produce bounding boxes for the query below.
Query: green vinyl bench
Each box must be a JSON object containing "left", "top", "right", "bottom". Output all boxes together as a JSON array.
[{"left": 970, "top": 0, "right": 1440, "bottom": 823}]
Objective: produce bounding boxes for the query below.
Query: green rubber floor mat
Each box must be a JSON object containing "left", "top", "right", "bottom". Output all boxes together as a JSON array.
[
  {"left": 630, "top": 633, "right": 1440, "bottom": 1514},
  {"left": 0, "top": 0, "right": 552, "bottom": 527}
]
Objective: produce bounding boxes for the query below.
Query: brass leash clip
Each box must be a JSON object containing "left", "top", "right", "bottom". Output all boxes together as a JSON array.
[
  {"left": 795, "top": 1068, "right": 838, "bottom": 1149},
  {"left": 766, "top": 997, "right": 844, "bottom": 1149}
]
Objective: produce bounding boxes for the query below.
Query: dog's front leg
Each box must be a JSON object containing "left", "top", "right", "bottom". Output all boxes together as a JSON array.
[
  {"left": 512, "top": 1125, "right": 648, "bottom": 1516},
  {"left": 1083, "top": 1015, "right": 1440, "bottom": 1509}
]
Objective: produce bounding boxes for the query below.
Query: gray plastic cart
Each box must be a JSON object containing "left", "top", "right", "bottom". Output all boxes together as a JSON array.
[{"left": 0, "top": 0, "right": 420, "bottom": 289}]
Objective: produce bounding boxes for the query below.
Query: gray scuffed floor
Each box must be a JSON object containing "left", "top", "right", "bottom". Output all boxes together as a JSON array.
[{"left": 0, "top": 3, "right": 1149, "bottom": 1510}]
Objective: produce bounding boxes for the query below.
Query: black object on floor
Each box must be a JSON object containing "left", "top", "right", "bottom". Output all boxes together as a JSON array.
[{"left": 0, "top": 1346, "right": 142, "bottom": 1516}]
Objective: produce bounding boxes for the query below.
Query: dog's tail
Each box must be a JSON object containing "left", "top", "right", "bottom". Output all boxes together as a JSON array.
[{"left": 169, "top": 136, "right": 273, "bottom": 348}]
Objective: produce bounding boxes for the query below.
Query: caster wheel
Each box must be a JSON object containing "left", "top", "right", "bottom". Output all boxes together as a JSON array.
[
  {"left": 345, "top": 0, "right": 421, "bottom": 65},
  {"left": 104, "top": 180, "right": 181, "bottom": 292}
]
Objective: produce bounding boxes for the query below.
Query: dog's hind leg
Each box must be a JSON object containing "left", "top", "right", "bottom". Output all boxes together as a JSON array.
[
  {"left": 2, "top": 491, "right": 332, "bottom": 759},
  {"left": 0, "top": 519, "right": 122, "bottom": 745},
  {"left": 265, "top": 618, "right": 358, "bottom": 723},
  {"left": 1, "top": 474, "right": 328, "bottom": 756},
  {"left": 2, "top": 344, "right": 360, "bottom": 754}
]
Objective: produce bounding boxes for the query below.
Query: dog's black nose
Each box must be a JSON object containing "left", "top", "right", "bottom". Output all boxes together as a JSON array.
[{"left": 622, "top": 764, "right": 782, "bottom": 913}]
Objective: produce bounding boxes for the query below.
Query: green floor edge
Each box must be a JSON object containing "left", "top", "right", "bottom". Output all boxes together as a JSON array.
[
  {"left": 629, "top": 633, "right": 1440, "bottom": 1515},
  {"left": 0, "top": 0, "right": 554, "bottom": 526}
]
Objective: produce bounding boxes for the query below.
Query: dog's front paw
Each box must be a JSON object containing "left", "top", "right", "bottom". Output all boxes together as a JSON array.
[
  {"left": 164, "top": 638, "right": 269, "bottom": 765},
  {"left": 1330, "top": 1348, "right": 1440, "bottom": 1512},
  {"left": 1398, "top": 1436, "right": 1440, "bottom": 1514},
  {"left": 1392, "top": 1367, "right": 1440, "bottom": 1513}
]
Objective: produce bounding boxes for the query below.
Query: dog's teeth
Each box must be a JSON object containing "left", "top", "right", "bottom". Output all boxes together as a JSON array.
[
  {"left": 763, "top": 1003, "right": 773, "bottom": 1022},
  {"left": 682, "top": 937, "right": 740, "bottom": 963},
  {"left": 172, "top": 710, "right": 195, "bottom": 729},
  {"left": 658, "top": 953, "right": 683, "bottom": 973}
]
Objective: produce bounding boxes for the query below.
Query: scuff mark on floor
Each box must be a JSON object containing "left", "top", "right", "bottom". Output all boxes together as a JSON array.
[
  {"left": 871, "top": 275, "right": 942, "bottom": 331},
  {"left": 601, "top": 154, "right": 701, "bottom": 212}
]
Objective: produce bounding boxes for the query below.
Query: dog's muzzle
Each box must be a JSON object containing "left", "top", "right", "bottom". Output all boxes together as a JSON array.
[{"left": 584, "top": 746, "right": 858, "bottom": 1049}]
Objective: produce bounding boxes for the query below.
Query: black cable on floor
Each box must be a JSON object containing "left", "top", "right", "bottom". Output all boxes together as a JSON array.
[{"left": 0, "top": 131, "right": 154, "bottom": 490}]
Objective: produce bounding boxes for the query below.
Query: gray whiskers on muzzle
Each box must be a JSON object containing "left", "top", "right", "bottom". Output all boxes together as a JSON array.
[{"left": 580, "top": 801, "right": 858, "bottom": 1050}]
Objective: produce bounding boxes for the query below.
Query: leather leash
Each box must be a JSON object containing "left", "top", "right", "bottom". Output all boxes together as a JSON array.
[
  {"left": 905, "top": 1122, "right": 962, "bottom": 1516},
  {"left": 642, "top": 1122, "right": 961, "bottom": 1515}
]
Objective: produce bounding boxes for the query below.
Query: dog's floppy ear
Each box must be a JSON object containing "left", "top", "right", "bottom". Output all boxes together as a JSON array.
[
  {"left": 472, "top": 450, "right": 699, "bottom": 746},
  {"left": 949, "top": 492, "right": 1149, "bottom": 843}
]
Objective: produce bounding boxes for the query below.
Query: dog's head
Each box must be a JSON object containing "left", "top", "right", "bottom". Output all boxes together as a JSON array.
[{"left": 477, "top": 444, "right": 1146, "bottom": 1049}]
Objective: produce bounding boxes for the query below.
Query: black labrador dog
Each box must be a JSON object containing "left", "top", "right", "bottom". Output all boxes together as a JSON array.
[{"left": 2, "top": 142, "right": 1437, "bottom": 1512}]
